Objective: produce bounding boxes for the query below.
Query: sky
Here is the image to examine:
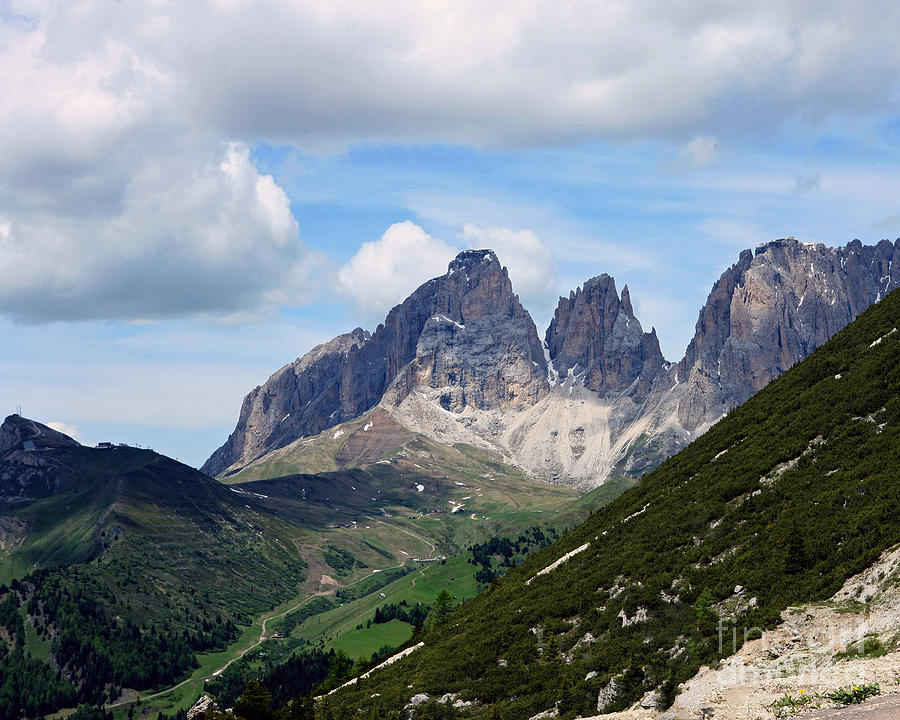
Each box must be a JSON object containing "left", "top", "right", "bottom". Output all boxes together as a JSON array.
[{"left": 3, "top": 1, "right": 900, "bottom": 466}]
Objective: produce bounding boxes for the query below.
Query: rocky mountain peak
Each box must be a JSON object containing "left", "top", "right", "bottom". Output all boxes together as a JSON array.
[
  {"left": 203, "top": 249, "right": 547, "bottom": 476},
  {"left": 384, "top": 249, "right": 547, "bottom": 413},
  {"left": 620, "top": 283, "right": 633, "bottom": 315},
  {"left": 545, "top": 275, "right": 665, "bottom": 396},
  {"left": 447, "top": 248, "right": 500, "bottom": 274},
  {"left": 0, "top": 414, "right": 80, "bottom": 456},
  {"left": 675, "top": 236, "right": 900, "bottom": 429}
]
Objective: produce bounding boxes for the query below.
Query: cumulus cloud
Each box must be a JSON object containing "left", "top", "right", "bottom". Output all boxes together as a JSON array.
[
  {"left": 167, "top": 1, "right": 900, "bottom": 147},
  {"left": 46, "top": 421, "right": 80, "bottom": 441},
  {"left": 2, "top": 1, "right": 900, "bottom": 322},
  {"left": 338, "top": 222, "right": 458, "bottom": 321},
  {"left": 0, "top": 141, "right": 318, "bottom": 322},
  {"left": 459, "top": 223, "right": 557, "bottom": 312},
  {"left": 5, "top": 2, "right": 900, "bottom": 151}
]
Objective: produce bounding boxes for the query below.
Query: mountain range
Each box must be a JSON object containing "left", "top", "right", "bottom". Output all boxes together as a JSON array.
[
  {"left": 204, "top": 237, "right": 900, "bottom": 489},
  {"left": 3, "top": 235, "right": 900, "bottom": 719},
  {"left": 319, "top": 241, "right": 900, "bottom": 720}
]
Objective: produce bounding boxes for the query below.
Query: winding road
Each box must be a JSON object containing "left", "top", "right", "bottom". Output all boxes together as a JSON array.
[{"left": 107, "top": 522, "right": 439, "bottom": 711}]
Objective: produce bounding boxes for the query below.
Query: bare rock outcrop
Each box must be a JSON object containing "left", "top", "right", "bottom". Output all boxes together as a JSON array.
[
  {"left": 0, "top": 414, "right": 79, "bottom": 455},
  {"left": 201, "top": 328, "right": 371, "bottom": 476},
  {"left": 1, "top": 415, "right": 81, "bottom": 505},
  {"left": 205, "top": 237, "right": 900, "bottom": 489},
  {"left": 203, "top": 250, "right": 547, "bottom": 476},
  {"left": 546, "top": 274, "right": 665, "bottom": 399},
  {"left": 676, "top": 238, "right": 900, "bottom": 430}
]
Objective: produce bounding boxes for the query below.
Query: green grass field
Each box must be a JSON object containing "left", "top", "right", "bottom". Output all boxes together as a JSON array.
[
  {"left": 298, "top": 552, "right": 479, "bottom": 654},
  {"left": 329, "top": 618, "right": 415, "bottom": 660},
  {"left": 23, "top": 609, "right": 51, "bottom": 662}
]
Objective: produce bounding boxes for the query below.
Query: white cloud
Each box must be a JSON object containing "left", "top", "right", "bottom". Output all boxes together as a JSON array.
[
  {"left": 171, "top": 1, "right": 900, "bottom": 147},
  {"left": 4, "top": 3, "right": 900, "bottom": 153},
  {"left": 338, "top": 221, "right": 458, "bottom": 321},
  {"left": 46, "top": 421, "right": 80, "bottom": 441},
  {"left": 459, "top": 223, "right": 557, "bottom": 313},
  {"left": 684, "top": 136, "right": 720, "bottom": 166},
  {"left": 0, "top": 140, "right": 319, "bottom": 322},
  {"left": 2, "top": 1, "right": 900, "bottom": 322}
]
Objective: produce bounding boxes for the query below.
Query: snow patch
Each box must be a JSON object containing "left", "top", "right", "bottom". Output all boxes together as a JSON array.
[
  {"left": 363, "top": 421, "right": 373, "bottom": 432},
  {"left": 526, "top": 542, "right": 590, "bottom": 585},
  {"left": 870, "top": 328, "right": 897, "bottom": 347},
  {"left": 416, "top": 484, "right": 425, "bottom": 492},
  {"left": 433, "top": 314, "right": 465, "bottom": 330},
  {"left": 333, "top": 429, "right": 344, "bottom": 440},
  {"left": 323, "top": 643, "right": 425, "bottom": 695}
]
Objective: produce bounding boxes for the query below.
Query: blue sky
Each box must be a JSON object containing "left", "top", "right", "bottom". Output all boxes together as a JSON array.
[{"left": 2, "top": 2, "right": 900, "bottom": 466}]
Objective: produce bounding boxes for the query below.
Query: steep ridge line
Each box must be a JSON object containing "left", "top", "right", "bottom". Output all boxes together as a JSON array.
[{"left": 207, "top": 238, "right": 900, "bottom": 491}]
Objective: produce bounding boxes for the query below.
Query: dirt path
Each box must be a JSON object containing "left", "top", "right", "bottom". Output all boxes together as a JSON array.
[
  {"left": 106, "top": 550, "right": 416, "bottom": 710},
  {"left": 409, "top": 565, "right": 429, "bottom": 588},
  {"left": 663, "top": 543, "right": 900, "bottom": 720},
  {"left": 803, "top": 694, "right": 900, "bottom": 720}
]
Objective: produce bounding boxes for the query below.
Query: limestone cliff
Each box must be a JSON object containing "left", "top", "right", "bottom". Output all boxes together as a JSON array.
[
  {"left": 676, "top": 237, "right": 900, "bottom": 429},
  {"left": 206, "top": 237, "right": 900, "bottom": 489},
  {"left": 203, "top": 250, "right": 547, "bottom": 476},
  {"left": 545, "top": 274, "right": 665, "bottom": 399}
]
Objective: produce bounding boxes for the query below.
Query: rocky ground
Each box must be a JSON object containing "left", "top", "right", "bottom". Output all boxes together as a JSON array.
[{"left": 577, "top": 544, "right": 900, "bottom": 720}]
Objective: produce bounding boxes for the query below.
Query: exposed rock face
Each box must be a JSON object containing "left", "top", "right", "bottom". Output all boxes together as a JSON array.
[
  {"left": 0, "top": 414, "right": 80, "bottom": 455},
  {"left": 545, "top": 274, "right": 665, "bottom": 399},
  {"left": 676, "top": 238, "right": 900, "bottom": 429},
  {"left": 207, "top": 237, "right": 900, "bottom": 489},
  {"left": 203, "top": 250, "right": 547, "bottom": 476},
  {"left": 385, "top": 251, "right": 547, "bottom": 413},
  {"left": 201, "top": 329, "right": 371, "bottom": 476},
  {"left": 394, "top": 237, "right": 900, "bottom": 488},
  {"left": 187, "top": 695, "right": 218, "bottom": 720},
  {"left": 0, "top": 415, "right": 81, "bottom": 505}
]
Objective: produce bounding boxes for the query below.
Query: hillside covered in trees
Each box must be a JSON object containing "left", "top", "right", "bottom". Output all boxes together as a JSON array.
[{"left": 317, "top": 288, "right": 900, "bottom": 718}]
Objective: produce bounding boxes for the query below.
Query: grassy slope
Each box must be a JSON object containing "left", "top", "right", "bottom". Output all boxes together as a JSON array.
[
  {"left": 0, "top": 391, "right": 625, "bottom": 718},
  {"left": 0, "top": 447, "right": 322, "bottom": 718},
  {"left": 300, "top": 552, "right": 480, "bottom": 658},
  {"left": 322, "top": 289, "right": 900, "bottom": 719}
]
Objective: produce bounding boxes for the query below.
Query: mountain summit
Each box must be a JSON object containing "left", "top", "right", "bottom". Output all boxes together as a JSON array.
[
  {"left": 0, "top": 414, "right": 79, "bottom": 455},
  {"left": 675, "top": 237, "right": 900, "bottom": 428},
  {"left": 545, "top": 274, "right": 665, "bottom": 398},
  {"left": 202, "top": 249, "right": 546, "bottom": 476},
  {"left": 205, "top": 237, "right": 900, "bottom": 488},
  {"left": 321, "top": 251, "right": 900, "bottom": 720}
]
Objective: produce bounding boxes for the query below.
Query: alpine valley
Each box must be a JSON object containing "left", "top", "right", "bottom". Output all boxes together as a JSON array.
[{"left": 2, "top": 237, "right": 900, "bottom": 720}]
